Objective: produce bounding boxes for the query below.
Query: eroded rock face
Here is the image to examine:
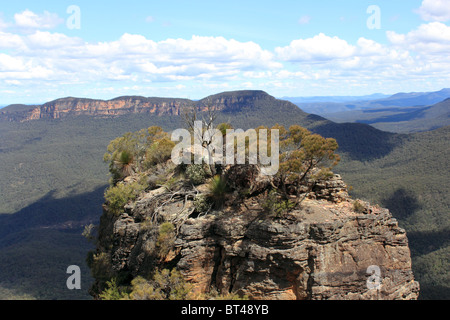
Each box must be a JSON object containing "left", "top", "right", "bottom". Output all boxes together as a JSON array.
[
  {"left": 173, "top": 200, "right": 419, "bottom": 300},
  {"left": 96, "top": 172, "right": 419, "bottom": 300},
  {"left": 0, "top": 91, "right": 274, "bottom": 122},
  {"left": 8, "top": 97, "right": 195, "bottom": 121}
]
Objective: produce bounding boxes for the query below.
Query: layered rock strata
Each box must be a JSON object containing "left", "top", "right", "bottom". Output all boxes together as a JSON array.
[{"left": 93, "top": 166, "right": 419, "bottom": 300}]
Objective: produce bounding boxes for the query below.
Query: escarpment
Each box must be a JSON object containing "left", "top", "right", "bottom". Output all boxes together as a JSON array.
[
  {"left": 89, "top": 159, "right": 420, "bottom": 300},
  {"left": 0, "top": 97, "right": 195, "bottom": 121},
  {"left": 0, "top": 91, "right": 279, "bottom": 122}
]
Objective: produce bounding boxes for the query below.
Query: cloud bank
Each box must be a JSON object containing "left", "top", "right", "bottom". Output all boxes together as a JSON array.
[{"left": 0, "top": 7, "right": 449, "bottom": 101}]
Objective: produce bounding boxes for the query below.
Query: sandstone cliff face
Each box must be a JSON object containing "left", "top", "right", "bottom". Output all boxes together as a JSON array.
[
  {"left": 92, "top": 164, "right": 419, "bottom": 300},
  {"left": 0, "top": 97, "right": 196, "bottom": 122},
  {"left": 0, "top": 91, "right": 274, "bottom": 122}
]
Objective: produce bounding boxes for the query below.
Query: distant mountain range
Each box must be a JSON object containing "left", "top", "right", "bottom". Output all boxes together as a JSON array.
[
  {"left": 280, "top": 93, "right": 390, "bottom": 104},
  {"left": 371, "top": 88, "right": 450, "bottom": 107},
  {"left": 281, "top": 93, "right": 389, "bottom": 104},
  {"left": 284, "top": 88, "right": 450, "bottom": 133},
  {"left": 322, "top": 98, "right": 450, "bottom": 133}
]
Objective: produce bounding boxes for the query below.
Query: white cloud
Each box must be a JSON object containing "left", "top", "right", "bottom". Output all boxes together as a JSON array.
[
  {"left": 387, "top": 22, "right": 450, "bottom": 54},
  {"left": 0, "top": 31, "right": 26, "bottom": 50},
  {"left": 275, "top": 33, "right": 356, "bottom": 62},
  {"left": 0, "top": 16, "right": 9, "bottom": 30},
  {"left": 0, "top": 30, "right": 282, "bottom": 86},
  {"left": 272, "top": 29, "right": 449, "bottom": 90},
  {"left": 416, "top": 0, "right": 450, "bottom": 22},
  {"left": 14, "top": 9, "right": 64, "bottom": 31},
  {"left": 0, "top": 53, "right": 27, "bottom": 72},
  {"left": 1, "top": 9, "right": 449, "bottom": 101},
  {"left": 0, "top": 53, "right": 54, "bottom": 80},
  {"left": 26, "top": 31, "right": 84, "bottom": 50},
  {"left": 298, "top": 15, "right": 311, "bottom": 25}
]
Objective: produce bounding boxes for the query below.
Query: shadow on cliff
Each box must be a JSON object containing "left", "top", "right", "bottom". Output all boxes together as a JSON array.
[
  {"left": 0, "top": 184, "right": 107, "bottom": 241},
  {"left": 381, "top": 188, "right": 421, "bottom": 220},
  {"left": 312, "top": 122, "right": 400, "bottom": 162},
  {"left": 381, "top": 187, "right": 450, "bottom": 300},
  {"left": 0, "top": 184, "right": 107, "bottom": 299}
]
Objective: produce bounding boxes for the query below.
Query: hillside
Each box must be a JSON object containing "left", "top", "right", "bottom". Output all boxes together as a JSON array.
[
  {"left": 326, "top": 98, "right": 450, "bottom": 133},
  {"left": 336, "top": 125, "right": 450, "bottom": 299},
  {"left": 369, "top": 88, "right": 450, "bottom": 108},
  {"left": 0, "top": 90, "right": 448, "bottom": 299},
  {"left": 290, "top": 88, "right": 450, "bottom": 116}
]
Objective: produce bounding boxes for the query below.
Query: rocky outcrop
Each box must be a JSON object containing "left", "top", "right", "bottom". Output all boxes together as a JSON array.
[
  {"left": 0, "top": 96, "right": 195, "bottom": 122},
  {"left": 174, "top": 200, "right": 419, "bottom": 300},
  {"left": 91, "top": 164, "right": 419, "bottom": 300},
  {"left": 0, "top": 91, "right": 277, "bottom": 122}
]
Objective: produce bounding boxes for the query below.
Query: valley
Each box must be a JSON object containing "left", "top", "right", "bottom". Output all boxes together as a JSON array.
[
  {"left": 0, "top": 90, "right": 448, "bottom": 299},
  {"left": 289, "top": 88, "right": 450, "bottom": 133}
]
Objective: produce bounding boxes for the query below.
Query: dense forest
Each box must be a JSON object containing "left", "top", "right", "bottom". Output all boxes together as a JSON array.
[{"left": 0, "top": 96, "right": 448, "bottom": 299}]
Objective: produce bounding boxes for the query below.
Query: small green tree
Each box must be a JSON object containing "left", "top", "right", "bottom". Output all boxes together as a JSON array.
[
  {"left": 276, "top": 124, "right": 340, "bottom": 197},
  {"left": 129, "top": 269, "right": 192, "bottom": 300},
  {"left": 104, "top": 180, "right": 147, "bottom": 215},
  {"left": 104, "top": 126, "right": 173, "bottom": 184},
  {"left": 193, "top": 194, "right": 210, "bottom": 214},
  {"left": 143, "top": 137, "right": 175, "bottom": 170},
  {"left": 99, "top": 278, "right": 129, "bottom": 300}
]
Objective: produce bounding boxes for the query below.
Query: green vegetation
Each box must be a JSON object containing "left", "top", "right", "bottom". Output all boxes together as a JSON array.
[
  {"left": 0, "top": 92, "right": 448, "bottom": 300},
  {"left": 104, "top": 180, "right": 147, "bottom": 215},
  {"left": 130, "top": 269, "right": 192, "bottom": 300},
  {"left": 98, "top": 268, "right": 249, "bottom": 300},
  {"left": 335, "top": 125, "right": 450, "bottom": 299},
  {"left": 208, "top": 175, "right": 228, "bottom": 208},
  {"left": 186, "top": 163, "right": 208, "bottom": 185},
  {"left": 103, "top": 126, "right": 175, "bottom": 184},
  {"left": 156, "top": 222, "right": 176, "bottom": 259},
  {"left": 98, "top": 268, "right": 193, "bottom": 300},
  {"left": 0, "top": 114, "right": 184, "bottom": 299},
  {"left": 276, "top": 124, "right": 340, "bottom": 197},
  {"left": 352, "top": 200, "right": 365, "bottom": 213},
  {"left": 193, "top": 194, "right": 210, "bottom": 214},
  {"left": 99, "top": 278, "right": 128, "bottom": 300},
  {"left": 262, "top": 189, "right": 296, "bottom": 218}
]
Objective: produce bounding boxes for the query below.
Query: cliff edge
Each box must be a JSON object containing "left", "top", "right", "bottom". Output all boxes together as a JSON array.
[{"left": 89, "top": 161, "right": 420, "bottom": 300}]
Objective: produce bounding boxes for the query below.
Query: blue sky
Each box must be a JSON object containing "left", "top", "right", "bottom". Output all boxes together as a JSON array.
[{"left": 1, "top": 0, "right": 450, "bottom": 104}]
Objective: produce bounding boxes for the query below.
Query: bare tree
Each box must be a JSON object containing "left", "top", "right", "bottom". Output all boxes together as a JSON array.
[{"left": 181, "top": 98, "right": 219, "bottom": 176}]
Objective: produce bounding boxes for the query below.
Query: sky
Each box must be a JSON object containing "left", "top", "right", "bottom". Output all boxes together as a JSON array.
[{"left": 0, "top": 0, "right": 450, "bottom": 104}]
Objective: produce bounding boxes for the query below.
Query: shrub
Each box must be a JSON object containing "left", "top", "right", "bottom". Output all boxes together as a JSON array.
[
  {"left": 277, "top": 124, "right": 340, "bottom": 196},
  {"left": 104, "top": 126, "right": 173, "bottom": 183},
  {"left": 193, "top": 194, "right": 210, "bottom": 214},
  {"left": 209, "top": 175, "right": 228, "bottom": 208},
  {"left": 262, "top": 189, "right": 295, "bottom": 218},
  {"left": 129, "top": 269, "right": 192, "bottom": 300},
  {"left": 99, "top": 278, "right": 129, "bottom": 300},
  {"left": 312, "top": 168, "right": 334, "bottom": 181},
  {"left": 186, "top": 164, "right": 207, "bottom": 185},
  {"left": 82, "top": 224, "right": 96, "bottom": 244},
  {"left": 216, "top": 122, "right": 233, "bottom": 136},
  {"left": 86, "top": 252, "right": 114, "bottom": 285},
  {"left": 143, "top": 138, "right": 176, "bottom": 169},
  {"left": 104, "top": 180, "right": 147, "bottom": 215},
  {"left": 352, "top": 200, "right": 365, "bottom": 213},
  {"left": 156, "top": 222, "right": 176, "bottom": 259}
]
